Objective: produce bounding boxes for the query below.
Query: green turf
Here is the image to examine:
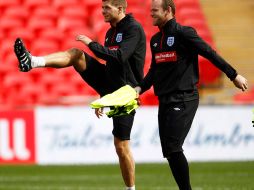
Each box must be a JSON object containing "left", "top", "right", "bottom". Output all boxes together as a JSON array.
[{"left": 0, "top": 161, "right": 253, "bottom": 190}]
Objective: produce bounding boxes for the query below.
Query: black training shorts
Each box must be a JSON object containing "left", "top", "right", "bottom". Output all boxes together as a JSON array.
[
  {"left": 79, "top": 52, "right": 135, "bottom": 140},
  {"left": 79, "top": 52, "right": 110, "bottom": 96},
  {"left": 158, "top": 99, "right": 199, "bottom": 157},
  {"left": 112, "top": 111, "right": 135, "bottom": 140}
]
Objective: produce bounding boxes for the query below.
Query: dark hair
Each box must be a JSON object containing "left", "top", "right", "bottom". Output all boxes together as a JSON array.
[
  {"left": 162, "top": 0, "right": 175, "bottom": 16},
  {"left": 102, "top": 0, "right": 127, "bottom": 13}
]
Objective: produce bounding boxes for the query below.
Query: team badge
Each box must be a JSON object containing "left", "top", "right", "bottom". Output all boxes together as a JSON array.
[
  {"left": 167, "top": 37, "right": 174, "bottom": 47},
  {"left": 116, "top": 33, "right": 123, "bottom": 42}
]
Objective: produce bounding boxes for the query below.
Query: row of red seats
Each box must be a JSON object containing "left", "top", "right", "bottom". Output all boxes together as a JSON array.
[
  {"left": 0, "top": 0, "right": 98, "bottom": 9},
  {"left": 0, "top": 69, "right": 98, "bottom": 109}
]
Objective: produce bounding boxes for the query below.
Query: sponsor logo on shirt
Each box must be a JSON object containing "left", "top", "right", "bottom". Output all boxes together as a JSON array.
[
  {"left": 155, "top": 51, "right": 177, "bottom": 63},
  {"left": 167, "top": 37, "right": 174, "bottom": 46},
  {"left": 116, "top": 33, "right": 123, "bottom": 42},
  {"left": 108, "top": 46, "right": 119, "bottom": 50}
]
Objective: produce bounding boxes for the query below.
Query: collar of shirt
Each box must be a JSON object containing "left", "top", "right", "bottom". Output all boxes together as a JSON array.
[
  {"left": 111, "top": 13, "right": 134, "bottom": 29},
  {"left": 159, "top": 18, "right": 176, "bottom": 33}
]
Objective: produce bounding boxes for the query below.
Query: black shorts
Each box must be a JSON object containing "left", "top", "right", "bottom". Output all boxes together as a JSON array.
[
  {"left": 79, "top": 52, "right": 111, "bottom": 96},
  {"left": 112, "top": 111, "right": 135, "bottom": 140},
  {"left": 158, "top": 99, "right": 199, "bottom": 157},
  {"left": 79, "top": 52, "right": 135, "bottom": 140}
]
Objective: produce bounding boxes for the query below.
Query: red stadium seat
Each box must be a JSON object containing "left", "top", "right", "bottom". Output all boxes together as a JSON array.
[
  {"left": 80, "top": 0, "right": 100, "bottom": 15},
  {"left": 38, "top": 29, "right": 64, "bottom": 45},
  {"left": 82, "top": 0, "right": 100, "bottom": 7},
  {"left": 0, "top": 16, "right": 24, "bottom": 32},
  {"left": 0, "top": 31, "right": 3, "bottom": 59},
  {"left": 31, "top": 38, "right": 60, "bottom": 55},
  {"left": 57, "top": 16, "right": 87, "bottom": 32},
  {"left": 65, "top": 27, "right": 95, "bottom": 42},
  {"left": 32, "top": 6, "right": 58, "bottom": 20},
  {"left": 3, "top": 6, "right": 29, "bottom": 20},
  {"left": 18, "top": 84, "right": 46, "bottom": 106},
  {"left": 61, "top": 6, "right": 88, "bottom": 20},
  {"left": 3, "top": 52, "right": 20, "bottom": 67},
  {"left": 54, "top": 83, "right": 77, "bottom": 96},
  {"left": 7, "top": 28, "right": 35, "bottom": 44},
  {"left": 53, "top": 67, "right": 74, "bottom": 80},
  {"left": 0, "top": 30, "right": 3, "bottom": 40},
  {"left": 53, "top": 68, "right": 98, "bottom": 97},
  {"left": 23, "top": 0, "right": 51, "bottom": 9},
  {"left": 69, "top": 74, "right": 98, "bottom": 96},
  {"left": 53, "top": 0, "right": 79, "bottom": 9},
  {"left": 0, "top": 65, "right": 17, "bottom": 84},
  {"left": 25, "top": 69, "right": 43, "bottom": 83},
  {"left": 50, "top": 69, "right": 98, "bottom": 98},
  {"left": 38, "top": 74, "right": 66, "bottom": 92},
  {"left": 3, "top": 73, "right": 33, "bottom": 95},
  {"left": 1, "top": 39, "right": 20, "bottom": 60},
  {"left": 0, "top": 0, "right": 21, "bottom": 8},
  {"left": 28, "top": 17, "right": 56, "bottom": 34}
]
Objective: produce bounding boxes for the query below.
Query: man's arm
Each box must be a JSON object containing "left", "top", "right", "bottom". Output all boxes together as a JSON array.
[
  {"left": 76, "top": 25, "right": 142, "bottom": 64},
  {"left": 180, "top": 26, "right": 248, "bottom": 91},
  {"left": 136, "top": 42, "right": 156, "bottom": 94}
]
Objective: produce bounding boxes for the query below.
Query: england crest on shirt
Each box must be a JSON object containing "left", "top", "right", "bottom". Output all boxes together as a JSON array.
[
  {"left": 116, "top": 33, "right": 123, "bottom": 42},
  {"left": 167, "top": 37, "right": 174, "bottom": 47}
]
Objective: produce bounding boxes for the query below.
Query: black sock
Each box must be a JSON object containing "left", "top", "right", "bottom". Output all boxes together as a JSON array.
[{"left": 167, "top": 152, "right": 192, "bottom": 190}]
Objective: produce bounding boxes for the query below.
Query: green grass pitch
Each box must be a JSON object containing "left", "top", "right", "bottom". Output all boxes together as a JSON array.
[{"left": 0, "top": 161, "right": 253, "bottom": 190}]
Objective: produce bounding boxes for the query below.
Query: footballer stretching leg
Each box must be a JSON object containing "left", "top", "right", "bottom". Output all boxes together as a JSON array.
[{"left": 14, "top": 38, "right": 87, "bottom": 73}]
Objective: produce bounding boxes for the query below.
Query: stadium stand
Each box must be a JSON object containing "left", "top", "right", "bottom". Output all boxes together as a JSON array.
[{"left": 1, "top": 0, "right": 252, "bottom": 109}]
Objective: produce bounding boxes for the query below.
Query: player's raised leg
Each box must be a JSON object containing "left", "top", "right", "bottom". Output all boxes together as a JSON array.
[{"left": 14, "top": 38, "right": 86, "bottom": 72}]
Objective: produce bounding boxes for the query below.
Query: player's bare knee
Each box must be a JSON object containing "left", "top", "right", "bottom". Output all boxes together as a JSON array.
[
  {"left": 67, "top": 48, "right": 86, "bottom": 72},
  {"left": 67, "top": 48, "right": 83, "bottom": 57},
  {"left": 115, "top": 142, "right": 129, "bottom": 158},
  {"left": 115, "top": 146, "right": 126, "bottom": 158}
]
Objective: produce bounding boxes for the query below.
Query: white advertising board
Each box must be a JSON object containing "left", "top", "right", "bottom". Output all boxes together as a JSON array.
[{"left": 36, "top": 106, "right": 254, "bottom": 164}]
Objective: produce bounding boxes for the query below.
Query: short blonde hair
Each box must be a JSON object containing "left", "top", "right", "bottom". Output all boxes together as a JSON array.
[{"left": 162, "top": 0, "right": 175, "bottom": 16}]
